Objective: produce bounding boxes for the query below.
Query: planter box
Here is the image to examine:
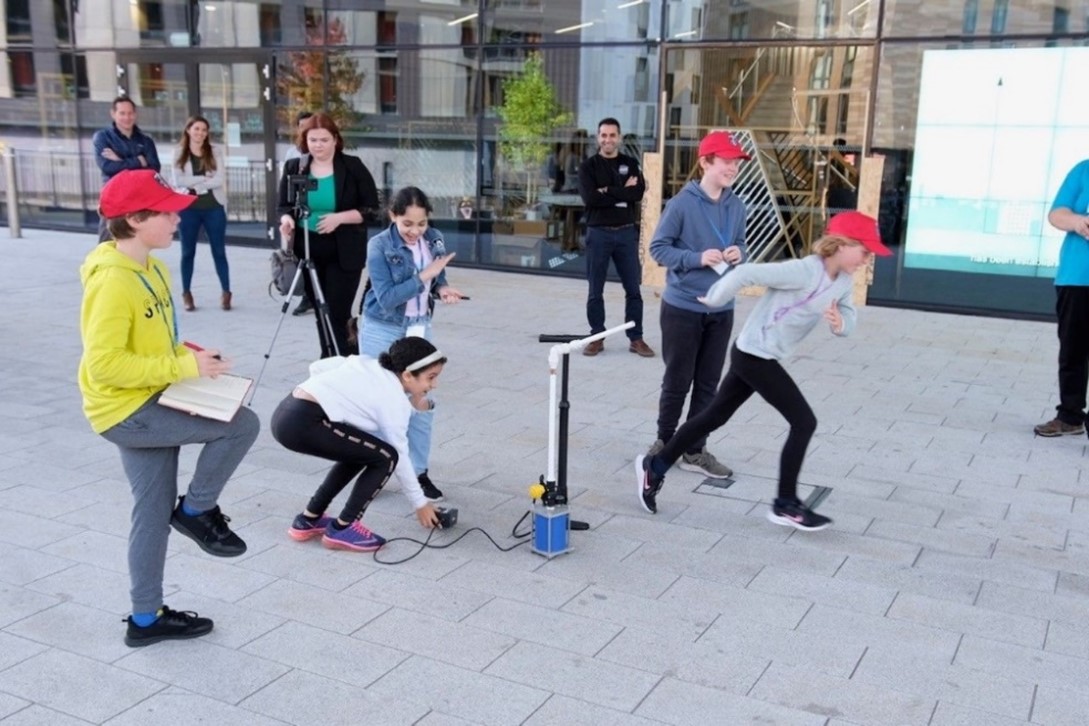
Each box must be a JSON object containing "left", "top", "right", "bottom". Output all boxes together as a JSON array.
[{"left": 492, "top": 234, "right": 544, "bottom": 268}]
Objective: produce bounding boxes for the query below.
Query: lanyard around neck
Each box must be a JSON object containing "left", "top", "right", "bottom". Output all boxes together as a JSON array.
[
  {"left": 134, "top": 266, "right": 178, "bottom": 348},
  {"left": 699, "top": 200, "right": 732, "bottom": 249},
  {"left": 764, "top": 275, "right": 836, "bottom": 331}
]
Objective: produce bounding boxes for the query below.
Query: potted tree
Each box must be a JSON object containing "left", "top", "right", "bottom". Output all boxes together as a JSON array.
[{"left": 497, "top": 53, "right": 571, "bottom": 225}]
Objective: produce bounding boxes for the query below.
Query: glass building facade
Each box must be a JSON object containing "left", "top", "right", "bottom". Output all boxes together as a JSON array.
[{"left": 1, "top": 0, "right": 1087, "bottom": 317}]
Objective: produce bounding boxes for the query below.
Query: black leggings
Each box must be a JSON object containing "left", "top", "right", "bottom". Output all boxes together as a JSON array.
[
  {"left": 658, "top": 344, "right": 817, "bottom": 500},
  {"left": 270, "top": 395, "right": 397, "bottom": 522}
]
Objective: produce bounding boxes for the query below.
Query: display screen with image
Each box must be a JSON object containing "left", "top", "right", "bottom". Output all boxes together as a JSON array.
[{"left": 903, "top": 46, "right": 1089, "bottom": 278}]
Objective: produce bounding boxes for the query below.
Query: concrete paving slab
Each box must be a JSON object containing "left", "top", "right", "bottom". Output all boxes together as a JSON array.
[{"left": 3, "top": 228, "right": 1089, "bottom": 723}]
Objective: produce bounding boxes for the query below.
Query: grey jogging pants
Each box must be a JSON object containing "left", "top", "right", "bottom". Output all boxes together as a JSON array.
[{"left": 101, "top": 394, "right": 260, "bottom": 614}]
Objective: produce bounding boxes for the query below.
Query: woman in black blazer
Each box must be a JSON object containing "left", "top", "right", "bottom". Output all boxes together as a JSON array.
[{"left": 278, "top": 112, "right": 379, "bottom": 357}]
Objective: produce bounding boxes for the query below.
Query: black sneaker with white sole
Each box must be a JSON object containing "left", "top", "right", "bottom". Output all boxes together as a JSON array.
[
  {"left": 635, "top": 455, "right": 664, "bottom": 514},
  {"left": 766, "top": 498, "right": 832, "bottom": 532},
  {"left": 124, "top": 606, "right": 213, "bottom": 647},
  {"left": 417, "top": 470, "right": 444, "bottom": 502}
]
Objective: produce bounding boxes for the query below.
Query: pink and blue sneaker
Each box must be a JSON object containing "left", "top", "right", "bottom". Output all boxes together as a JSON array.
[
  {"left": 287, "top": 512, "right": 334, "bottom": 542},
  {"left": 321, "top": 520, "right": 387, "bottom": 552}
]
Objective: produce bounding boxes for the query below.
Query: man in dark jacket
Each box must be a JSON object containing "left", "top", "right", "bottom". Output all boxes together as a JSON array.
[
  {"left": 577, "top": 117, "right": 654, "bottom": 358},
  {"left": 93, "top": 96, "right": 161, "bottom": 241}
]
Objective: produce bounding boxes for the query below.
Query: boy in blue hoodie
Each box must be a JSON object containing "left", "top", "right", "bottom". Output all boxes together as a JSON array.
[{"left": 646, "top": 131, "right": 750, "bottom": 479}]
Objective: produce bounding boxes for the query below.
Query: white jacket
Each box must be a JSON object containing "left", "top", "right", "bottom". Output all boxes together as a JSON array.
[
  {"left": 298, "top": 355, "right": 428, "bottom": 510},
  {"left": 171, "top": 144, "right": 226, "bottom": 208}
]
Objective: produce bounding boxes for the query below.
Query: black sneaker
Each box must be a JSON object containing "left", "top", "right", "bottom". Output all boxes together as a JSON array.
[
  {"left": 292, "top": 298, "right": 314, "bottom": 316},
  {"left": 767, "top": 498, "right": 832, "bottom": 532},
  {"left": 124, "top": 606, "right": 213, "bottom": 647},
  {"left": 170, "top": 496, "right": 247, "bottom": 557},
  {"left": 634, "top": 455, "right": 664, "bottom": 514},
  {"left": 418, "top": 471, "right": 444, "bottom": 502}
]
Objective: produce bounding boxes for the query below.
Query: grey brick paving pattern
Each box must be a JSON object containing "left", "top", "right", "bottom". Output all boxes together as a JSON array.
[{"left": 1, "top": 228, "right": 1088, "bottom": 724}]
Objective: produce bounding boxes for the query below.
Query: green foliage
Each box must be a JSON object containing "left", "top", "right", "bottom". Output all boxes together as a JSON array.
[{"left": 498, "top": 54, "right": 571, "bottom": 205}]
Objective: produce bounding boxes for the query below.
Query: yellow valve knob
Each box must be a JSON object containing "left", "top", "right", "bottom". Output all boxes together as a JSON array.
[{"left": 529, "top": 484, "right": 546, "bottom": 500}]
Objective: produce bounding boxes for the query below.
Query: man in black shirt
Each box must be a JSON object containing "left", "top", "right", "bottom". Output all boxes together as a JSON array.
[{"left": 577, "top": 118, "right": 655, "bottom": 358}]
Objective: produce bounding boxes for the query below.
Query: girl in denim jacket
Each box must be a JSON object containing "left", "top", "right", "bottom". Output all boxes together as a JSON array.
[{"left": 359, "top": 187, "right": 465, "bottom": 501}]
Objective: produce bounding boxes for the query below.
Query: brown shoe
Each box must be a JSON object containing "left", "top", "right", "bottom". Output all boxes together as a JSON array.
[
  {"left": 1033, "top": 417, "right": 1085, "bottom": 437},
  {"left": 182, "top": 291, "right": 195, "bottom": 311},
  {"left": 629, "top": 339, "right": 655, "bottom": 357},
  {"left": 221, "top": 291, "right": 232, "bottom": 311},
  {"left": 583, "top": 340, "right": 604, "bottom": 357}
]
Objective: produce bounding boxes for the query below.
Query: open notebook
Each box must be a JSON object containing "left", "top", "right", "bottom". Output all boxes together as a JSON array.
[{"left": 158, "top": 374, "right": 253, "bottom": 422}]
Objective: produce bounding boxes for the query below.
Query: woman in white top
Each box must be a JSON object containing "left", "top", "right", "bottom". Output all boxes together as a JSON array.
[
  {"left": 270, "top": 336, "right": 444, "bottom": 552},
  {"left": 172, "top": 115, "right": 230, "bottom": 311}
]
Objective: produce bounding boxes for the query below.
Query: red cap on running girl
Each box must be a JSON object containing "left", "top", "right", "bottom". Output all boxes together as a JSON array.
[{"left": 825, "top": 211, "right": 891, "bottom": 256}]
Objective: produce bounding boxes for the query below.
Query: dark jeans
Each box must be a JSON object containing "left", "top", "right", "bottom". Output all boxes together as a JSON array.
[
  {"left": 658, "top": 344, "right": 817, "bottom": 501},
  {"left": 657, "top": 301, "right": 734, "bottom": 451},
  {"left": 270, "top": 395, "right": 396, "bottom": 523},
  {"left": 1055, "top": 285, "right": 1089, "bottom": 425},
  {"left": 178, "top": 205, "right": 230, "bottom": 293},
  {"left": 585, "top": 224, "right": 643, "bottom": 340},
  {"left": 297, "top": 229, "right": 361, "bottom": 358}
]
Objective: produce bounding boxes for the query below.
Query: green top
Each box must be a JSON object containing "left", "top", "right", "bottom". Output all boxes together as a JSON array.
[{"left": 304, "top": 175, "right": 336, "bottom": 232}]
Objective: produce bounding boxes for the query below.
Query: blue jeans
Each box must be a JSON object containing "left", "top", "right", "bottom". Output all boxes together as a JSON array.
[
  {"left": 178, "top": 205, "right": 230, "bottom": 293},
  {"left": 584, "top": 224, "right": 643, "bottom": 339},
  {"left": 359, "top": 315, "right": 434, "bottom": 476}
]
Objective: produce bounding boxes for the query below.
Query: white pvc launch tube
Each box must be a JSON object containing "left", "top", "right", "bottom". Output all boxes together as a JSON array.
[{"left": 545, "top": 321, "right": 634, "bottom": 484}]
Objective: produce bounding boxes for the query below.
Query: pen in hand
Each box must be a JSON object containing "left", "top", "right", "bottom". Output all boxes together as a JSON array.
[{"left": 183, "top": 341, "right": 224, "bottom": 361}]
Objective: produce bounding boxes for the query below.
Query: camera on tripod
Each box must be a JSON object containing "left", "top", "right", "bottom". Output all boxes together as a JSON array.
[{"left": 286, "top": 174, "right": 317, "bottom": 205}]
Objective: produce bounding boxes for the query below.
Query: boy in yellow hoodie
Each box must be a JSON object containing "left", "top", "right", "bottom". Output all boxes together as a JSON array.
[{"left": 79, "top": 169, "right": 260, "bottom": 647}]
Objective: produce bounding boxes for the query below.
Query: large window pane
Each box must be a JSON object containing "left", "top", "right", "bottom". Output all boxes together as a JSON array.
[
  {"left": 484, "top": 0, "right": 658, "bottom": 42},
  {"left": 882, "top": 0, "right": 1089, "bottom": 37},
  {"left": 328, "top": 0, "right": 481, "bottom": 46},
  {"left": 868, "top": 39, "right": 1089, "bottom": 315},
  {"left": 70, "top": 0, "right": 326, "bottom": 49},
  {"left": 286, "top": 47, "right": 480, "bottom": 260},
  {"left": 0, "top": 50, "right": 87, "bottom": 229},
  {"left": 660, "top": 42, "right": 873, "bottom": 260},
  {"left": 480, "top": 44, "right": 659, "bottom": 270},
  {"left": 664, "top": 0, "right": 878, "bottom": 42}
]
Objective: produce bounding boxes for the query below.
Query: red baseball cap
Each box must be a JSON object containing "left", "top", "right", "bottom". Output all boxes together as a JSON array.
[
  {"left": 698, "top": 131, "right": 751, "bottom": 161},
  {"left": 99, "top": 169, "right": 196, "bottom": 218},
  {"left": 825, "top": 211, "right": 891, "bottom": 256}
]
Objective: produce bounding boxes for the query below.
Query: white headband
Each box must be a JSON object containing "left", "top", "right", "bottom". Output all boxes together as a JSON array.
[{"left": 405, "top": 350, "right": 445, "bottom": 372}]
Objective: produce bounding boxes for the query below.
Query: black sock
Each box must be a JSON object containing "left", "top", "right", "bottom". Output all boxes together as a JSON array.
[{"left": 331, "top": 520, "right": 349, "bottom": 530}]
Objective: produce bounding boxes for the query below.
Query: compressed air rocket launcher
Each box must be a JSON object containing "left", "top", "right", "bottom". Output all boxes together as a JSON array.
[
  {"left": 529, "top": 482, "right": 570, "bottom": 558},
  {"left": 529, "top": 322, "right": 634, "bottom": 559}
]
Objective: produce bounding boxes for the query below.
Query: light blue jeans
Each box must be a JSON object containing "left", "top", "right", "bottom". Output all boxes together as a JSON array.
[{"left": 359, "top": 315, "right": 433, "bottom": 476}]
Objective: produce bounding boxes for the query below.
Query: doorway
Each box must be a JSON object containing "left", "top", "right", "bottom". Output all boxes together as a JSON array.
[{"left": 116, "top": 53, "right": 277, "bottom": 246}]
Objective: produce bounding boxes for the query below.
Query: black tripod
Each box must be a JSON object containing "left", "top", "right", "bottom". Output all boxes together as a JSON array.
[{"left": 252, "top": 176, "right": 340, "bottom": 400}]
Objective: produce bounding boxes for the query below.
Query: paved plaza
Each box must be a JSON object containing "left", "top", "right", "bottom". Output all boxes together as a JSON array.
[{"left": 1, "top": 227, "right": 1088, "bottom": 725}]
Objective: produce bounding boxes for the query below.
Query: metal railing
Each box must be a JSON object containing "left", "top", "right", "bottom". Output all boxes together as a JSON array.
[{"left": 0, "top": 148, "right": 269, "bottom": 225}]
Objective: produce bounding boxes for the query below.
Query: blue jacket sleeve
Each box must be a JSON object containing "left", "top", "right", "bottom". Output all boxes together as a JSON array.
[
  {"left": 93, "top": 130, "right": 133, "bottom": 177},
  {"left": 366, "top": 236, "right": 426, "bottom": 314},
  {"left": 143, "top": 136, "right": 161, "bottom": 173},
  {"left": 649, "top": 202, "right": 702, "bottom": 271}
]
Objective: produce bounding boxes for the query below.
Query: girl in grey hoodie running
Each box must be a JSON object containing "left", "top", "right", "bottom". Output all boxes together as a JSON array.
[{"left": 635, "top": 211, "right": 891, "bottom": 530}]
